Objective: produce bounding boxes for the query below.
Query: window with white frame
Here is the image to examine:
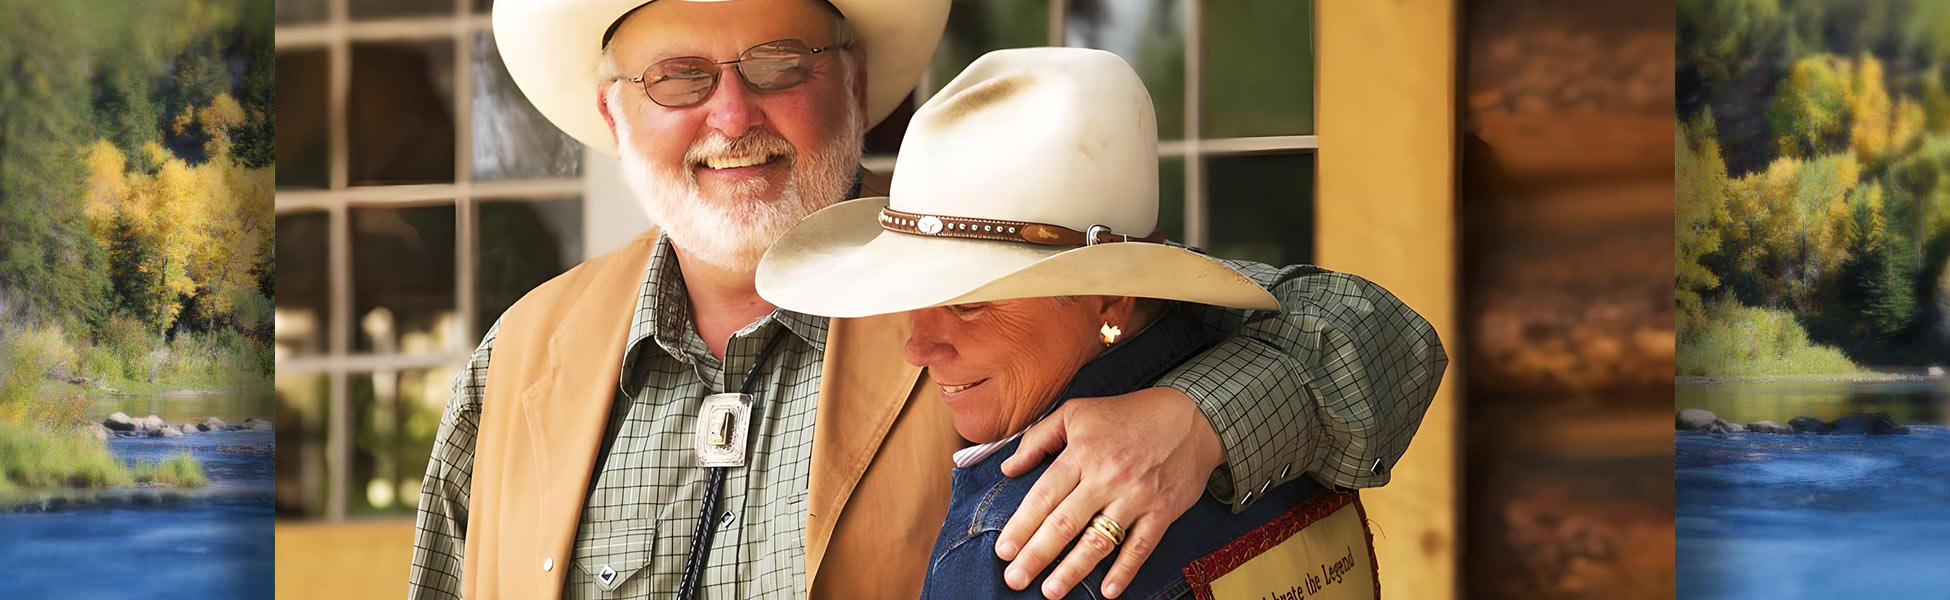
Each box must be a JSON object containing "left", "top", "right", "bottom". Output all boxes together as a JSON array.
[
  {"left": 272, "top": 0, "right": 1315, "bottom": 521},
  {"left": 273, "top": 0, "right": 586, "bottom": 520}
]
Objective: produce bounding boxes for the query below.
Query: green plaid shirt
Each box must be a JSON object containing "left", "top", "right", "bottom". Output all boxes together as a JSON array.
[{"left": 407, "top": 234, "right": 1446, "bottom": 599}]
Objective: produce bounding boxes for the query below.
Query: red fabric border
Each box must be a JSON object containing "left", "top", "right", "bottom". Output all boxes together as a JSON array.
[{"left": 1181, "top": 492, "right": 1380, "bottom": 600}]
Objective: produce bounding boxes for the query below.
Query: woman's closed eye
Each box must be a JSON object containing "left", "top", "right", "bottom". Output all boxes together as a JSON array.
[{"left": 947, "top": 302, "right": 992, "bottom": 319}]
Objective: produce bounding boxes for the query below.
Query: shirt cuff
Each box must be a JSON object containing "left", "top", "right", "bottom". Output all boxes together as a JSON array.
[{"left": 1156, "top": 335, "right": 1318, "bottom": 512}]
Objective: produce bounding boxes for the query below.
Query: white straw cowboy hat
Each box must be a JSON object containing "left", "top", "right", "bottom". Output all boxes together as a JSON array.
[
  {"left": 757, "top": 47, "right": 1281, "bottom": 318},
  {"left": 492, "top": 0, "right": 949, "bottom": 154}
]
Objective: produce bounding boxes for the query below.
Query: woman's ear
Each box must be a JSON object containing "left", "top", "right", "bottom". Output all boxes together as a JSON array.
[{"left": 1095, "top": 295, "right": 1141, "bottom": 324}]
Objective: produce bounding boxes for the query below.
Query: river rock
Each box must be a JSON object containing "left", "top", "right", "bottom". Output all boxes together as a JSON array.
[
  {"left": 103, "top": 412, "right": 136, "bottom": 432},
  {"left": 1789, "top": 415, "right": 1830, "bottom": 434},
  {"left": 1676, "top": 408, "right": 1719, "bottom": 430},
  {"left": 81, "top": 423, "right": 110, "bottom": 441},
  {"left": 143, "top": 415, "right": 166, "bottom": 431},
  {"left": 1707, "top": 418, "right": 1739, "bottom": 434},
  {"left": 243, "top": 417, "right": 273, "bottom": 431},
  {"left": 1831, "top": 413, "right": 1910, "bottom": 435},
  {"left": 1745, "top": 420, "right": 1792, "bottom": 434},
  {"left": 204, "top": 417, "right": 226, "bottom": 429}
]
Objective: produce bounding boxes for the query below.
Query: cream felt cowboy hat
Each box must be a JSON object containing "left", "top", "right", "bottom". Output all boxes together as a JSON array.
[
  {"left": 491, "top": 0, "right": 949, "bottom": 155},
  {"left": 756, "top": 47, "right": 1281, "bottom": 318}
]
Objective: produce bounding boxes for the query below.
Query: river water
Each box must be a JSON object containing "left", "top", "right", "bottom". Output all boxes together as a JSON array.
[
  {"left": 1676, "top": 379, "right": 1950, "bottom": 597},
  {"left": 0, "top": 393, "right": 274, "bottom": 599}
]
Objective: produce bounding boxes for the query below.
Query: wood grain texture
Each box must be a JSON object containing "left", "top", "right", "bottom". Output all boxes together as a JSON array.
[{"left": 1317, "top": 2, "right": 1460, "bottom": 599}]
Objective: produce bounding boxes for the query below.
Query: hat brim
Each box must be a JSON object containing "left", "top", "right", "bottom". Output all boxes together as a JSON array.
[
  {"left": 756, "top": 198, "right": 1283, "bottom": 318},
  {"left": 493, "top": 0, "right": 948, "bottom": 155}
]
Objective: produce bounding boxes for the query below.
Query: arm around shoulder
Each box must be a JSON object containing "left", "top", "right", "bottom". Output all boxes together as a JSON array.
[{"left": 1158, "top": 260, "right": 1447, "bottom": 510}]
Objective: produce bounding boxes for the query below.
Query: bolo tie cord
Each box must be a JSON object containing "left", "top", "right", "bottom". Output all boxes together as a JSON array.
[{"left": 676, "top": 329, "right": 790, "bottom": 600}]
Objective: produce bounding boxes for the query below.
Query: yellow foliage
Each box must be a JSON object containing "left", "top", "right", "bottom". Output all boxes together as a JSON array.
[
  {"left": 1891, "top": 99, "right": 1927, "bottom": 156},
  {"left": 199, "top": 94, "right": 247, "bottom": 130},
  {"left": 1848, "top": 53, "right": 1892, "bottom": 164},
  {"left": 78, "top": 95, "right": 274, "bottom": 329},
  {"left": 197, "top": 94, "right": 246, "bottom": 160},
  {"left": 82, "top": 140, "right": 129, "bottom": 232},
  {"left": 170, "top": 103, "right": 197, "bottom": 137}
]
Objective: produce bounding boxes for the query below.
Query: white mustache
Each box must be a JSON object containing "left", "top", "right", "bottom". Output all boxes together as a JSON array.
[{"left": 684, "top": 132, "right": 796, "bottom": 171}]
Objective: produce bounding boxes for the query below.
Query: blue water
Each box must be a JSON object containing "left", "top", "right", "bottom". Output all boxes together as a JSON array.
[
  {"left": 1676, "top": 426, "right": 1950, "bottom": 598},
  {"left": 0, "top": 430, "right": 274, "bottom": 599}
]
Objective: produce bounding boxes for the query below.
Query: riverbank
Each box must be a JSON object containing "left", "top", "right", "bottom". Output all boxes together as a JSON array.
[
  {"left": 1676, "top": 376, "right": 1949, "bottom": 427},
  {"left": 1678, "top": 372, "right": 1943, "bottom": 385}
]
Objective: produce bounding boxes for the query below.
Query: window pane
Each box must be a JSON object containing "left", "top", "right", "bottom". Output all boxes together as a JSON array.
[
  {"left": 1205, "top": 152, "right": 1313, "bottom": 265},
  {"left": 1067, "top": 0, "right": 1187, "bottom": 140},
  {"left": 350, "top": 367, "right": 454, "bottom": 515},
  {"left": 276, "top": 0, "right": 327, "bottom": 25},
  {"left": 1201, "top": 0, "right": 1314, "bottom": 137},
  {"left": 472, "top": 32, "right": 583, "bottom": 181},
  {"left": 350, "top": 41, "right": 457, "bottom": 185},
  {"left": 1159, "top": 157, "right": 1186, "bottom": 242},
  {"left": 274, "top": 374, "right": 332, "bottom": 518},
  {"left": 930, "top": 0, "right": 1050, "bottom": 94},
  {"left": 351, "top": 205, "right": 459, "bottom": 354},
  {"left": 276, "top": 49, "right": 330, "bottom": 189},
  {"left": 476, "top": 198, "right": 583, "bottom": 338},
  {"left": 275, "top": 212, "right": 331, "bottom": 359},
  {"left": 350, "top": 0, "right": 454, "bottom": 20}
]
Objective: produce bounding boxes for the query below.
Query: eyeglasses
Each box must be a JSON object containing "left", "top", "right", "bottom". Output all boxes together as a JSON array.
[{"left": 622, "top": 39, "right": 850, "bottom": 108}]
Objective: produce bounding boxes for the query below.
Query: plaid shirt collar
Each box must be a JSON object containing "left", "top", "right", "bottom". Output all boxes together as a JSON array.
[{"left": 618, "top": 234, "right": 828, "bottom": 390}]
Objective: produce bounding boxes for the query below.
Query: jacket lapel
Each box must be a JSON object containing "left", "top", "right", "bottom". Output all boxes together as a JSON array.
[
  {"left": 805, "top": 313, "right": 924, "bottom": 585},
  {"left": 515, "top": 234, "right": 659, "bottom": 599}
]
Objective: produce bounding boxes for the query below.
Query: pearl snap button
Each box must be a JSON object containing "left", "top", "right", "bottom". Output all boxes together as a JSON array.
[{"left": 543, "top": 557, "right": 554, "bottom": 572}]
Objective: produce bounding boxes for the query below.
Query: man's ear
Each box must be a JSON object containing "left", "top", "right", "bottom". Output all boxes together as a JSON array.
[
  {"left": 596, "top": 83, "right": 620, "bottom": 145},
  {"left": 850, "top": 50, "right": 870, "bottom": 116}
]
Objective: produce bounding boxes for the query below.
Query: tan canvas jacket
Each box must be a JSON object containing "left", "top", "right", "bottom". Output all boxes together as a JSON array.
[{"left": 461, "top": 229, "right": 962, "bottom": 600}]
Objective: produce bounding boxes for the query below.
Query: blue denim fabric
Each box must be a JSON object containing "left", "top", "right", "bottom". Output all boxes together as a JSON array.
[{"left": 917, "top": 309, "right": 1325, "bottom": 600}]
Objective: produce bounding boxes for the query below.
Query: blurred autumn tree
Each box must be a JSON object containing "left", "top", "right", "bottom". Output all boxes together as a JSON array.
[
  {"left": 1678, "top": 0, "right": 1950, "bottom": 373},
  {"left": 0, "top": 0, "right": 273, "bottom": 386}
]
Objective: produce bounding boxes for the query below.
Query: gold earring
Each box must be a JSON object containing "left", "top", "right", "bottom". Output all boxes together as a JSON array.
[{"left": 1099, "top": 322, "right": 1121, "bottom": 346}]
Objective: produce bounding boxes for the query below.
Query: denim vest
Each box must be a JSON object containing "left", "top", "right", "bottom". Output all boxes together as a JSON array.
[{"left": 918, "top": 309, "right": 1327, "bottom": 600}]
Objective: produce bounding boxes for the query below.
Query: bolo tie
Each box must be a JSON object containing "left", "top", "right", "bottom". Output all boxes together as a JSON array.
[{"left": 676, "top": 330, "right": 789, "bottom": 600}]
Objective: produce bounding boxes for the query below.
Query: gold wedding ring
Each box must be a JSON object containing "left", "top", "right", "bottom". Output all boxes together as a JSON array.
[{"left": 1088, "top": 514, "right": 1126, "bottom": 547}]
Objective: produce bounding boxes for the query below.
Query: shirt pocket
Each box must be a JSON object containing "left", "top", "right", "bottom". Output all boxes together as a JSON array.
[{"left": 571, "top": 518, "right": 661, "bottom": 594}]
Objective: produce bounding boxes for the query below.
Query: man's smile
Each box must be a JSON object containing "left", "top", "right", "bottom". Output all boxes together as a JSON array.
[{"left": 694, "top": 150, "right": 786, "bottom": 171}]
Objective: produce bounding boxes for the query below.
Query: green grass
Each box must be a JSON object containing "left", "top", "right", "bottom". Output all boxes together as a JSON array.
[
  {"left": 0, "top": 423, "right": 210, "bottom": 492},
  {"left": 1677, "top": 299, "right": 1862, "bottom": 377},
  {"left": 129, "top": 450, "right": 208, "bottom": 488},
  {"left": 1, "top": 325, "right": 77, "bottom": 411},
  {"left": 0, "top": 421, "right": 131, "bottom": 490},
  {"left": 4, "top": 316, "right": 269, "bottom": 399}
]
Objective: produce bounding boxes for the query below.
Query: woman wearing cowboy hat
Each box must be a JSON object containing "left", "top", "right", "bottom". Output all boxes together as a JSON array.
[{"left": 759, "top": 48, "right": 1408, "bottom": 600}]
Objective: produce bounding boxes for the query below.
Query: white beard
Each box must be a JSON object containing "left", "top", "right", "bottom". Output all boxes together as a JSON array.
[{"left": 609, "top": 84, "right": 864, "bottom": 275}]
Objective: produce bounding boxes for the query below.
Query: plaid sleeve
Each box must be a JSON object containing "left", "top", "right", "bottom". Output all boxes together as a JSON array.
[
  {"left": 1156, "top": 261, "right": 1447, "bottom": 512},
  {"left": 407, "top": 320, "right": 497, "bottom": 600}
]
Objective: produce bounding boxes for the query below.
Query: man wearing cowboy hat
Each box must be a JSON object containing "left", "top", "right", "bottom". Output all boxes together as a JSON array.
[{"left": 407, "top": 1, "right": 1446, "bottom": 600}]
